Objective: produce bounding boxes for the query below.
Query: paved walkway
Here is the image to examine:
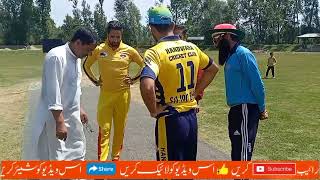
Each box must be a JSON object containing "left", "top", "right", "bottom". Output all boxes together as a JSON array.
[{"left": 27, "top": 85, "right": 228, "bottom": 161}]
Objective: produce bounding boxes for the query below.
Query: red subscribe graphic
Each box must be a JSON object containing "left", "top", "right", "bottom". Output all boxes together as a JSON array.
[{"left": 253, "top": 163, "right": 296, "bottom": 175}]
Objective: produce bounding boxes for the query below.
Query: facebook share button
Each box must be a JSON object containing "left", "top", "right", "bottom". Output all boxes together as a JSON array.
[{"left": 86, "top": 162, "right": 116, "bottom": 175}]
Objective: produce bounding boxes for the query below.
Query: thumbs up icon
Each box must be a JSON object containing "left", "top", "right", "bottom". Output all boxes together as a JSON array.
[{"left": 217, "top": 164, "right": 229, "bottom": 175}]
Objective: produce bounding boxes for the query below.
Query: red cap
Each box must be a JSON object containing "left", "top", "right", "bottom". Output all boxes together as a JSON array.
[
  {"left": 214, "top": 23, "right": 237, "bottom": 30},
  {"left": 210, "top": 23, "right": 245, "bottom": 39}
]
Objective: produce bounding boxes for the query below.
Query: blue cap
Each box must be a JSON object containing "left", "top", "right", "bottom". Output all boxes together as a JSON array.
[{"left": 148, "top": 6, "right": 173, "bottom": 25}]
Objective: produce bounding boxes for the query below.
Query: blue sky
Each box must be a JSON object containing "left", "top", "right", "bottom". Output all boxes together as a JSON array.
[
  {"left": 50, "top": 0, "right": 320, "bottom": 27},
  {"left": 50, "top": 0, "right": 171, "bottom": 27}
]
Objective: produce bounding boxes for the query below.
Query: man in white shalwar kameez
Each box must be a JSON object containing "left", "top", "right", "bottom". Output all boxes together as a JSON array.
[{"left": 23, "top": 28, "right": 97, "bottom": 160}]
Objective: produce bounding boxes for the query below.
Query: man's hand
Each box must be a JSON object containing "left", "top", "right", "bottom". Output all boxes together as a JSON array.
[
  {"left": 150, "top": 104, "right": 168, "bottom": 118},
  {"left": 94, "top": 77, "right": 103, "bottom": 86},
  {"left": 51, "top": 110, "right": 67, "bottom": 141},
  {"left": 260, "top": 110, "right": 268, "bottom": 120},
  {"left": 80, "top": 108, "right": 88, "bottom": 124},
  {"left": 195, "top": 98, "right": 201, "bottom": 113},
  {"left": 123, "top": 75, "right": 133, "bottom": 85},
  {"left": 195, "top": 95, "right": 202, "bottom": 102},
  {"left": 56, "top": 120, "right": 67, "bottom": 141},
  {"left": 195, "top": 106, "right": 200, "bottom": 113}
]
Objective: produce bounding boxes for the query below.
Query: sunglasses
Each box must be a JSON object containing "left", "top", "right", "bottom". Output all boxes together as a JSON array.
[{"left": 212, "top": 33, "right": 225, "bottom": 44}]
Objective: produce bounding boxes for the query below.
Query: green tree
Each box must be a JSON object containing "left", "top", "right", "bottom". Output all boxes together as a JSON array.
[
  {"left": 1, "top": 0, "right": 23, "bottom": 44},
  {"left": 114, "top": 0, "right": 142, "bottom": 46},
  {"left": 140, "top": 25, "right": 154, "bottom": 46},
  {"left": 170, "top": 0, "right": 190, "bottom": 24},
  {"left": 35, "top": 0, "right": 51, "bottom": 39},
  {"left": 302, "top": 0, "right": 319, "bottom": 33},
  {"left": 279, "top": 0, "right": 302, "bottom": 43},
  {"left": 170, "top": 0, "right": 239, "bottom": 45},
  {"left": 292, "top": 0, "right": 303, "bottom": 37},
  {"left": 184, "top": 0, "right": 205, "bottom": 36},
  {"left": 59, "top": 0, "right": 83, "bottom": 41},
  {"left": 0, "top": 1, "right": 4, "bottom": 44},
  {"left": 0, "top": 0, "right": 39, "bottom": 44},
  {"left": 98, "top": 0, "right": 104, "bottom": 10},
  {"left": 203, "top": 0, "right": 233, "bottom": 44},
  {"left": 239, "top": 0, "right": 268, "bottom": 44},
  {"left": 29, "top": 7, "right": 44, "bottom": 44},
  {"left": 17, "top": 0, "right": 34, "bottom": 44},
  {"left": 93, "top": 3, "right": 107, "bottom": 41},
  {"left": 81, "top": 0, "right": 94, "bottom": 30},
  {"left": 224, "top": 0, "right": 240, "bottom": 24},
  {"left": 71, "top": 0, "right": 83, "bottom": 27},
  {"left": 59, "top": 15, "right": 80, "bottom": 41}
]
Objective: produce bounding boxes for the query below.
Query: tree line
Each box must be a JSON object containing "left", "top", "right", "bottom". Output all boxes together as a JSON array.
[{"left": 0, "top": 0, "right": 319, "bottom": 46}]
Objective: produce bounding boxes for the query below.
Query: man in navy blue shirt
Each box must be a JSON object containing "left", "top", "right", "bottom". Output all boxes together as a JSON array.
[{"left": 210, "top": 23, "right": 268, "bottom": 161}]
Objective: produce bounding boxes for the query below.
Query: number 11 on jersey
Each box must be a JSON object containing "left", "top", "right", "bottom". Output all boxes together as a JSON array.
[{"left": 176, "top": 61, "right": 195, "bottom": 93}]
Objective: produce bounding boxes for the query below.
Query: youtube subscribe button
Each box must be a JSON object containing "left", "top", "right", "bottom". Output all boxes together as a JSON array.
[{"left": 253, "top": 163, "right": 296, "bottom": 175}]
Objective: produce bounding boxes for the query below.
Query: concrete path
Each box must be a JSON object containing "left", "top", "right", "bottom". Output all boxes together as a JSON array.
[{"left": 27, "top": 85, "right": 228, "bottom": 161}]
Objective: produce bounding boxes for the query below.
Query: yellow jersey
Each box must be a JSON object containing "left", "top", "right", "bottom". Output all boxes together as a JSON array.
[
  {"left": 267, "top": 56, "right": 277, "bottom": 66},
  {"left": 84, "top": 41, "right": 144, "bottom": 92},
  {"left": 141, "top": 36, "right": 213, "bottom": 113}
]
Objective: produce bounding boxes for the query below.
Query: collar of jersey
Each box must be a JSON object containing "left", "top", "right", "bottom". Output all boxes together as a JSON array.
[
  {"left": 159, "top": 35, "right": 180, "bottom": 42},
  {"left": 230, "top": 42, "right": 240, "bottom": 55},
  {"left": 65, "top": 42, "right": 78, "bottom": 59}
]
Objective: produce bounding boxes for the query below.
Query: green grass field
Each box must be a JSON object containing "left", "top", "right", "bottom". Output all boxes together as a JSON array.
[
  {"left": 199, "top": 51, "right": 320, "bottom": 160},
  {"left": 0, "top": 50, "right": 44, "bottom": 87},
  {"left": 0, "top": 49, "right": 319, "bottom": 161},
  {"left": 0, "top": 50, "right": 43, "bottom": 161}
]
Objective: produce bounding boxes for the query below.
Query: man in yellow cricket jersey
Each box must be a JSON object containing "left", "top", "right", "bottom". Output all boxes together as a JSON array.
[
  {"left": 265, "top": 52, "right": 277, "bottom": 78},
  {"left": 140, "top": 6, "right": 219, "bottom": 161},
  {"left": 83, "top": 20, "right": 144, "bottom": 161}
]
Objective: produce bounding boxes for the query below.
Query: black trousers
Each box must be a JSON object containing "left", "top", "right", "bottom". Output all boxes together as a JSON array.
[
  {"left": 228, "top": 104, "right": 260, "bottom": 161},
  {"left": 266, "top": 66, "right": 275, "bottom": 77}
]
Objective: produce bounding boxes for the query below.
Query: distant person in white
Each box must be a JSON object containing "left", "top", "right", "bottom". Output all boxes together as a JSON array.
[{"left": 23, "top": 28, "right": 97, "bottom": 160}]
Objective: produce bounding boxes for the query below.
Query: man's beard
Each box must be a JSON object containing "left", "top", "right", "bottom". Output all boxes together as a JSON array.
[
  {"left": 109, "top": 41, "right": 120, "bottom": 49},
  {"left": 218, "top": 38, "right": 231, "bottom": 66}
]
